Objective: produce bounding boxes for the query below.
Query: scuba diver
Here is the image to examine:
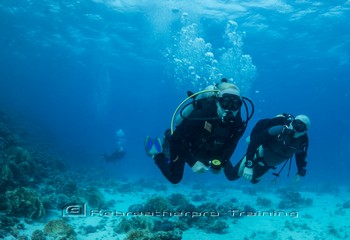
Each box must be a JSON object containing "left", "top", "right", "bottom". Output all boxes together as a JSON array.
[
  {"left": 103, "top": 129, "right": 126, "bottom": 162},
  {"left": 231, "top": 113, "right": 310, "bottom": 184},
  {"left": 103, "top": 146, "right": 126, "bottom": 162},
  {"left": 145, "top": 78, "right": 254, "bottom": 184}
]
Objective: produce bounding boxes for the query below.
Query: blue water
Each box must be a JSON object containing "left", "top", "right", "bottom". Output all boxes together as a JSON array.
[{"left": 1, "top": 0, "right": 349, "bottom": 186}]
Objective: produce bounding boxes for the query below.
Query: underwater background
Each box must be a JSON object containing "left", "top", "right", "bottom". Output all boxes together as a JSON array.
[{"left": 1, "top": 1, "right": 350, "bottom": 239}]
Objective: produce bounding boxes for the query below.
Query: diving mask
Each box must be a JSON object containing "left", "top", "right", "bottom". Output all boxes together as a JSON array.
[
  {"left": 218, "top": 94, "right": 242, "bottom": 111},
  {"left": 292, "top": 119, "right": 307, "bottom": 133}
]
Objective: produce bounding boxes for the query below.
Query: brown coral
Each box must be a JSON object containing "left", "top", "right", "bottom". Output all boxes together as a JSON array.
[
  {"left": 7, "top": 146, "right": 32, "bottom": 163},
  {"left": 5, "top": 187, "right": 46, "bottom": 219},
  {"left": 44, "top": 219, "right": 76, "bottom": 240},
  {"left": 1, "top": 164, "right": 13, "bottom": 181}
]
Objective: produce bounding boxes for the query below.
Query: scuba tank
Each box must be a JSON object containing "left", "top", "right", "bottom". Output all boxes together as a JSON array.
[{"left": 170, "top": 78, "right": 255, "bottom": 134}]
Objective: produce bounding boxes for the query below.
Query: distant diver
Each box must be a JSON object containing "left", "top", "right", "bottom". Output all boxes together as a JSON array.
[
  {"left": 103, "top": 128, "right": 126, "bottom": 162},
  {"left": 145, "top": 78, "right": 254, "bottom": 184},
  {"left": 103, "top": 146, "right": 126, "bottom": 162}
]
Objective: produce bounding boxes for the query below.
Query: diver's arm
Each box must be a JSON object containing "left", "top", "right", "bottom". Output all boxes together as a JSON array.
[
  {"left": 246, "top": 125, "right": 283, "bottom": 163},
  {"left": 295, "top": 152, "right": 307, "bottom": 176},
  {"left": 222, "top": 140, "right": 238, "bottom": 161},
  {"left": 170, "top": 111, "right": 203, "bottom": 160},
  {"left": 222, "top": 123, "right": 245, "bottom": 181},
  {"left": 295, "top": 137, "right": 308, "bottom": 176},
  {"left": 222, "top": 126, "right": 245, "bottom": 161}
]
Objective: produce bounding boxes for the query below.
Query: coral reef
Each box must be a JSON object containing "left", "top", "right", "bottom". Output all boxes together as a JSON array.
[
  {"left": 0, "top": 113, "right": 21, "bottom": 149},
  {"left": 122, "top": 194, "right": 236, "bottom": 235},
  {"left": 169, "top": 193, "right": 188, "bottom": 208},
  {"left": 143, "top": 196, "right": 172, "bottom": 212},
  {"left": 125, "top": 229, "right": 152, "bottom": 240},
  {"left": 85, "top": 187, "right": 106, "bottom": 209},
  {"left": 151, "top": 229, "right": 182, "bottom": 240},
  {"left": 128, "top": 203, "right": 144, "bottom": 213},
  {"left": 114, "top": 217, "right": 153, "bottom": 234},
  {"left": 278, "top": 191, "right": 313, "bottom": 209},
  {"left": 125, "top": 229, "right": 182, "bottom": 240},
  {"left": 44, "top": 219, "right": 76, "bottom": 240},
  {"left": 0, "top": 146, "right": 36, "bottom": 192},
  {"left": 216, "top": 201, "right": 238, "bottom": 218},
  {"left": 208, "top": 220, "right": 229, "bottom": 234},
  {"left": 185, "top": 202, "right": 218, "bottom": 230},
  {"left": 0, "top": 163, "right": 15, "bottom": 193},
  {"left": 153, "top": 219, "right": 178, "bottom": 232},
  {"left": 114, "top": 211, "right": 184, "bottom": 239},
  {"left": 31, "top": 230, "right": 46, "bottom": 240},
  {"left": 5, "top": 187, "right": 46, "bottom": 219},
  {"left": 0, "top": 215, "right": 20, "bottom": 238},
  {"left": 7, "top": 146, "right": 32, "bottom": 163},
  {"left": 0, "top": 194, "right": 8, "bottom": 211},
  {"left": 1, "top": 163, "right": 13, "bottom": 181},
  {"left": 168, "top": 193, "right": 196, "bottom": 213},
  {"left": 0, "top": 119, "right": 67, "bottom": 197}
]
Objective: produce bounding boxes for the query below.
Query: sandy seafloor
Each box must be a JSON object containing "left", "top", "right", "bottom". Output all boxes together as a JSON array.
[{"left": 3, "top": 178, "right": 349, "bottom": 240}]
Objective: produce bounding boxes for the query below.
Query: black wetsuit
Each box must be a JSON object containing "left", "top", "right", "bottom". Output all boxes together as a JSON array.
[
  {"left": 154, "top": 97, "right": 246, "bottom": 184},
  {"left": 104, "top": 147, "right": 126, "bottom": 162},
  {"left": 232, "top": 116, "right": 309, "bottom": 183}
]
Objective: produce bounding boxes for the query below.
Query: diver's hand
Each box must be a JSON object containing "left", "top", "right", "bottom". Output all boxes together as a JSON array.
[
  {"left": 192, "top": 161, "right": 209, "bottom": 174},
  {"left": 243, "top": 167, "right": 253, "bottom": 181}
]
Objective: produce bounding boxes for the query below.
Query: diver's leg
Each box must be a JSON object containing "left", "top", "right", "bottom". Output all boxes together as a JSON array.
[
  {"left": 154, "top": 153, "right": 185, "bottom": 184},
  {"left": 162, "top": 129, "right": 172, "bottom": 158},
  {"left": 250, "top": 164, "right": 270, "bottom": 184}
]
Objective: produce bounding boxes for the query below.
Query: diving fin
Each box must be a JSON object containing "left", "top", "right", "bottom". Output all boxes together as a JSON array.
[{"left": 144, "top": 136, "right": 163, "bottom": 157}]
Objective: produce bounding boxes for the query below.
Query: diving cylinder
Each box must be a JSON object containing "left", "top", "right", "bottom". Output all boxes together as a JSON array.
[{"left": 175, "top": 85, "right": 217, "bottom": 126}]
